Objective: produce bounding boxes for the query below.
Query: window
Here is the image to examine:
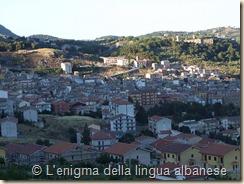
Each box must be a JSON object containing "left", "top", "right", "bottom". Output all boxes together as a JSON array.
[
  {"left": 191, "top": 154, "right": 194, "bottom": 158},
  {"left": 136, "top": 156, "right": 139, "bottom": 159},
  {"left": 172, "top": 155, "right": 175, "bottom": 158},
  {"left": 167, "top": 154, "right": 170, "bottom": 158},
  {"left": 208, "top": 156, "right": 211, "bottom": 160},
  {"left": 178, "top": 156, "right": 180, "bottom": 161},
  {"left": 214, "top": 157, "right": 217, "bottom": 161},
  {"left": 220, "top": 157, "right": 223, "bottom": 163},
  {"left": 235, "top": 156, "right": 238, "bottom": 160}
]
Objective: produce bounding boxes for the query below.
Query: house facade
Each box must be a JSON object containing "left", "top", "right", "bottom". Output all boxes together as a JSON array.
[
  {"left": 110, "top": 98, "right": 135, "bottom": 117},
  {"left": 44, "top": 142, "right": 100, "bottom": 163},
  {"left": 148, "top": 115, "right": 172, "bottom": 136},
  {"left": 5, "top": 143, "right": 46, "bottom": 165},
  {"left": 22, "top": 108, "right": 38, "bottom": 123},
  {"left": 104, "top": 142, "right": 152, "bottom": 166},
  {"left": 91, "top": 131, "right": 117, "bottom": 150},
  {"left": 109, "top": 114, "right": 136, "bottom": 133},
  {"left": 197, "top": 143, "right": 240, "bottom": 172},
  {"left": 0, "top": 117, "right": 18, "bottom": 138}
]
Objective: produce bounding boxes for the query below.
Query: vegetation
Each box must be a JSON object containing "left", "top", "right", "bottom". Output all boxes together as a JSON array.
[
  {"left": 209, "top": 132, "right": 240, "bottom": 145},
  {"left": 139, "top": 101, "right": 240, "bottom": 124},
  {"left": 0, "top": 28, "right": 240, "bottom": 76},
  {"left": 119, "top": 133, "right": 135, "bottom": 143},
  {"left": 135, "top": 102, "right": 148, "bottom": 125},
  {"left": 34, "top": 67, "right": 63, "bottom": 75},
  {"left": 82, "top": 123, "right": 91, "bottom": 145},
  {"left": 36, "top": 139, "right": 52, "bottom": 146}
]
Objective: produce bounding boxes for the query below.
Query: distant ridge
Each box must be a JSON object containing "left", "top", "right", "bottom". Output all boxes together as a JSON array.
[
  {"left": 0, "top": 24, "right": 240, "bottom": 41},
  {"left": 28, "top": 34, "right": 61, "bottom": 41},
  {"left": 0, "top": 24, "right": 19, "bottom": 38},
  {"left": 140, "top": 26, "right": 240, "bottom": 38}
]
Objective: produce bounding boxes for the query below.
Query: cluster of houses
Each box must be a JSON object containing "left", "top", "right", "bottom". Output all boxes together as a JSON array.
[
  {"left": 183, "top": 35, "right": 214, "bottom": 45},
  {"left": 0, "top": 116, "right": 240, "bottom": 180},
  {"left": 0, "top": 56, "right": 240, "bottom": 180}
]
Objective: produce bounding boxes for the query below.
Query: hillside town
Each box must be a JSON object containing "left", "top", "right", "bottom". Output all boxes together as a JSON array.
[{"left": 0, "top": 53, "right": 240, "bottom": 180}]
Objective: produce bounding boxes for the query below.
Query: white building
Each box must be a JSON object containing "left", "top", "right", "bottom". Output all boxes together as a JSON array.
[
  {"left": 148, "top": 115, "right": 172, "bottom": 136},
  {"left": 91, "top": 131, "right": 117, "bottom": 151},
  {"left": 101, "top": 57, "right": 129, "bottom": 66},
  {"left": 220, "top": 116, "right": 240, "bottom": 130},
  {"left": 117, "top": 58, "right": 129, "bottom": 66},
  {"left": 0, "top": 90, "right": 14, "bottom": 116},
  {"left": 178, "top": 120, "right": 203, "bottom": 134},
  {"left": 18, "top": 100, "right": 30, "bottom": 109},
  {"left": 61, "top": 62, "right": 72, "bottom": 74},
  {"left": 133, "top": 59, "right": 151, "bottom": 68},
  {"left": 104, "top": 142, "right": 152, "bottom": 166},
  {"left": 0, "top": 117, "right": 18, "bottom": 138},
  {"left": 35, "top": 101, "right": 52, "bottom": 113},
  {"left": 23, "top": 108, "right": 38, "bottom": 123},
  {"left": 110, "top": 114, "right": 136, "bottom": 133},
  {"left": 101, "top": 57, "right": 118, "bottom": 65},
  {"left": 110, "top": 98, "right": 135, "bottom": 117}
]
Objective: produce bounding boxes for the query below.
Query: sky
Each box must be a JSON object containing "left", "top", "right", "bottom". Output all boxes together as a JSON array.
[{"left": 0, "top": 0, "right": 240, "bottom": 40}]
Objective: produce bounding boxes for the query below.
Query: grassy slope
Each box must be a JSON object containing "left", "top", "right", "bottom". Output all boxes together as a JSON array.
[{"left": 0, "top": 115, "right": 104, "bottom": 145}]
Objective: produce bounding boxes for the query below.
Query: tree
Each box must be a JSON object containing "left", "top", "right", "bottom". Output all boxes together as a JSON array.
[
  {"left": 140, "top": 129, "right": 154, "bottom": 137},
  {"left": 68, "top": 128, "right": 77, "bottom": 143},
  {"left": 227, "top": 44, "right": 235, "bottom": 61},
  {"left": 36, "top": 139, "right": 51, "bottom": 146},
  {"left": 135, "top": 105, "right": 148, "bottom": 125},
  {"left": 128, "top": 96, "right": 134, "bottom": 103},
  {"left": 82, "top": 123, "right": 91, "bottom": 145},
  {"left": 96, "top": 153, "right": 112, "bottom": 164},
  {"left": 1, "top": 110, "right": 6, "bottom": 118},
  {"left": 195, "top": 130, "right": 202, "bottom": 136},
  {"left": 119, "top": 133, "right": 135, "bottom": 143},
  {"left": 0, "top": 157, "right": 5, "bottom": 168},
  {"left": 179, "top": 126, "right": 191, "bottom": 134},
  {"left": 102, "top": 99, "right": 109, "bottom": 105}
]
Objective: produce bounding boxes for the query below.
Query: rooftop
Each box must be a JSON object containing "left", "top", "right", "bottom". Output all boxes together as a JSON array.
[{"left": 104, "top": 142, "right": 138, "bottom": 156}]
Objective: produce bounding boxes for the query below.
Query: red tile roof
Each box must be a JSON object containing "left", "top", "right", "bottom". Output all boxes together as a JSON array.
[
  {"left": 197, "top": 137, "right": 218, "bottom": 145},
  {"left": 91, "top": 131, "right": 116, "bottom": 141},
  {"left": 112, "top": 98, "right": 131, "bottom": 105},
  {"left": 44, "top": 142, "right": 78, "bottom": 154},
  {"left": 5, "top": 143, "right": 46, "bottom": 155},
  {"left": 152, "top": 139, "right": 171, "bottom": 149},
  {"left": 197, "top": 143, "right": 238, "bottom": 156},
  {"left": 104, "top": 142, "right": 138, "bottom": 156},
  {"left": 152, "top": 139, "right": 191, "bottom": 154}
]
